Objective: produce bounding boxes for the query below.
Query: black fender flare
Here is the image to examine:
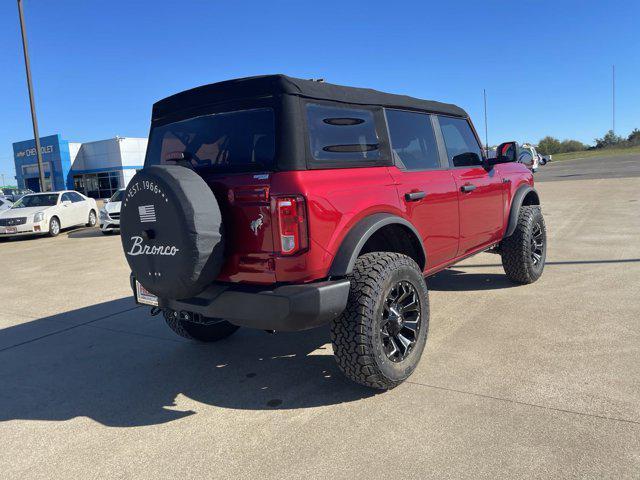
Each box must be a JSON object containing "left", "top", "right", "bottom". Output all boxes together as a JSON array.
[
  {"left": 328, "top": 213, "right": 426, "bottom": 277},
  {"left": 504, "top": 185, "right": 540, "bottom": 238}
]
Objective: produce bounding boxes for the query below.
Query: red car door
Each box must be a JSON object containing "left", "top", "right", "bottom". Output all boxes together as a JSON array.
[
  {"left": 436, "top": 116, "right": 504, "bottom": 256},
  {"left": 386, "top": 110, "right": 459, "bottom": 270}
]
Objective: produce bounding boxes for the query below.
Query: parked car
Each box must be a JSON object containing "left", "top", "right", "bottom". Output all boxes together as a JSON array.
[
  {"left": 119, "top": 75, "right": 546, "bottom": 390},
  {"left": 99, "top": 188, "right": 125, "bottom": 234},
  {"left": 0, "top": 197, "right": 12, "bottom": 212},
  {"left": 518, "top": 143, "right": 540, "bottom": 172},
  {"left": 1, "top": 188, "right": 33, "bottom": 203},
  {"left": 0, "top": 190, "right": 98, "bottom": 238}
]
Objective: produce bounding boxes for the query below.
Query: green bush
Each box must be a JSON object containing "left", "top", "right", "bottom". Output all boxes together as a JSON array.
[
  {"left": 537, "top": 136, "right": 562, "bottom": 155},
  {"left": 537, "top": 136, "right": 586, "bottom": 155}
]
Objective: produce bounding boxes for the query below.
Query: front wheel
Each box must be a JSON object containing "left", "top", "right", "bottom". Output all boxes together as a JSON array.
[
  {"left": 330, "top": 252, "right": 429, "bottom": 390},
  {"left": 500, "top": 205, "right": 547, "bottom": 284},
  {"left": 48, "top": 217, "right": 60, "bottom": 237},
  {"left": 163, "top": 311, "right": 239, "bottom": 342}
]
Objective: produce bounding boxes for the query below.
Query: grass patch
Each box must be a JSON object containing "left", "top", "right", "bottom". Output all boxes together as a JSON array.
[{"left": 552, "top": 145, "right": 640, "bottom": 161}]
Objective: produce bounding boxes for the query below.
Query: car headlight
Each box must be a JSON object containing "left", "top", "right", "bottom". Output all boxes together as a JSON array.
[
  {"left": 99, "top": 209, "right": 108, "bottom": 220},
  {"left": 33, "top": 212, "right": 45, "bottom": 223}
]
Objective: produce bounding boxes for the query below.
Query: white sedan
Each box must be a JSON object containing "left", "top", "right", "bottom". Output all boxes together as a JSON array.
[{"left": 0, "top": 191, "right": 98, "bottom": 238}]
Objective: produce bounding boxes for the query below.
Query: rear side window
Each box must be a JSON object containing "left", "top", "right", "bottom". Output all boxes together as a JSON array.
[
  {"left": 386, "top": 110, "right": 440, "bottom": 170},
  {"left": 69, "top": 192, "right": 84, "bottom": 203},
  {"left": 438, "top": 116, "right": 483, "bottom": 167},
  {"left": 306, "top": 103, "right": 381, "bottom": 162},
  {"left": 145, "top": 108, "right": 275, "bottom": 173}
]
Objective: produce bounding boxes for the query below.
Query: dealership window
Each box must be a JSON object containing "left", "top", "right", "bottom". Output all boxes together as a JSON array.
[
  {"left": 72, "top": 171, "right": 122, "bottom": 199},
  {"left": 22, "top": 162, "right": 51, "bottom": 175},
  {"left": 306, "top": 103, "right": 381, "bottom": 162}
]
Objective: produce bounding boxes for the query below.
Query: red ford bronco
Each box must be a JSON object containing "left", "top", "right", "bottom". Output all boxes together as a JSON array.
[{"left": 120, "top": 75, "right": 546, "bottom": 389}]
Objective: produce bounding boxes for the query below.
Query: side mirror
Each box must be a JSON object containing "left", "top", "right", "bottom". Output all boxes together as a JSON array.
[
  {"left": 62, "top": 200, "right": 72, "bottom": 207},
  {"left": 104, "top": 198, "right": 110, "bottom": 204},
  {"left": 487, "top": 141, "right": 519, "bottom": 167}
]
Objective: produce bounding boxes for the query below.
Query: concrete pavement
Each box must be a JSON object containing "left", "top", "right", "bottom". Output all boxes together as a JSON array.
[{"left": 1, "top": 157, "right": 639, "bottom": 479}]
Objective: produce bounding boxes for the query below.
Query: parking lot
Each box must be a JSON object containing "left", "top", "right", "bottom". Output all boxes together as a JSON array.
[{"left": 1, "top": 156, "right": 639, "bottom": 479}]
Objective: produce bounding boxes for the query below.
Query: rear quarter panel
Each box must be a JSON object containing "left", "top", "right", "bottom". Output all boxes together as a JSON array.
[{"left": 270, "top": 166, "right": 403, "bottom": 283}]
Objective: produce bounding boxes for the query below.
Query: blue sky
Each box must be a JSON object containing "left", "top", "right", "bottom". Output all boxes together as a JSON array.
[{"left": 1, "top": 0, "right": 638, "bottom": 181}]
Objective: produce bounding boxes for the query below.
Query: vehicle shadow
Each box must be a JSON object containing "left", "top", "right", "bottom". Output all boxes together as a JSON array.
[
  {"left": 66, "top": 227, "right": 103, "bottom": 238},
  {"left": 0, "top": 298, "right": 375, "bottom": 427},
  {"left": 427, "top": 268, "right": 516, "bottom": 291}
]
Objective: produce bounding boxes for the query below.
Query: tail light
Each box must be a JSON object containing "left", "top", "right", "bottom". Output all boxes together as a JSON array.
[{"left": 274, "top": 195, "right": 308, "bottom": 255}]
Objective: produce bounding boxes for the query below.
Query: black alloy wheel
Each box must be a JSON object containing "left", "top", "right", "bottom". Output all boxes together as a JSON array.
[{"left": 381, "top": 280, "right": 422, "bottom": 362}]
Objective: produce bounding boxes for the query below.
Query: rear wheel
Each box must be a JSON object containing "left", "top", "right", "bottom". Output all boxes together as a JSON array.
[
  {"left": 86, "top": 210, "right": 97, "bottom": 227},
  {"left": 163, "top": 310, "right": 239, "bottom": 342},
  {"left": 48, "top": 217, "right": 60, "bottom": 237},
  {"left": 330, "top": 252, "right": 429, "bottom": 390}
]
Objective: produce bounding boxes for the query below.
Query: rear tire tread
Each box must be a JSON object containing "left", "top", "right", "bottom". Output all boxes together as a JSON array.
[{"left": 330, "top": 252, "right": 428, "bottom": 390}]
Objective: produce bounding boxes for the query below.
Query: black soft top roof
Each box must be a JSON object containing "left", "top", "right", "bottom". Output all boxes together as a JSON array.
[{"left": 152, "top": 74, "right": 467, "bottom": 120}]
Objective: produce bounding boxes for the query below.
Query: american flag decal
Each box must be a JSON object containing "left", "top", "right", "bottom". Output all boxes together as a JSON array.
[{"left": 138, "top": 205, "right": 156, "bottom": 223}]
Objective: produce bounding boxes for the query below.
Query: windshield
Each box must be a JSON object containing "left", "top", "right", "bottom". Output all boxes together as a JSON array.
[
  {"left": 110, "top": 190, "right": 125, "bottom": 202},
  {"left": 145, "top": 108, "right": 275, "bottom": 173},
  {"left": 12, "top": 194, "right": 59, "bottom": 208}
]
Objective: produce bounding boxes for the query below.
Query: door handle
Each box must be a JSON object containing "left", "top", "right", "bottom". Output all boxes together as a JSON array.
[
  {"left": 405, "top": 191, "right": 426, "bottom": 202},
  {"left": 502, "top": 178, "right": 511, "bottom": 184},
  {"left": 460, "top": 184, "right": 477, "bottom": 193}
]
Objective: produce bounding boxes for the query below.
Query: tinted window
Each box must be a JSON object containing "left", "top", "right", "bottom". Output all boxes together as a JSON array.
[
  {"left": 61, "top": 193, "right": 74, "bottom": 203},
  {"left": 146, "top": 108, "right": 275, "bottom": 173},
  {"left": 110, "top": 190, "right": 125, "bottom": 202},
  {"left": 386, "top": 110, "right": 440, "bottom": 170},
  {"left": 438, "top": 116, "right": 483, "bottom": 167},
  {"left": 68, "top": 192, "right": 85, "bottom": 203},
  {"left": 306, "top": 103, "right": 380, "bottom": 162},
  {"left": 12, "top": 194, "right": 59, "bottom": 208}
]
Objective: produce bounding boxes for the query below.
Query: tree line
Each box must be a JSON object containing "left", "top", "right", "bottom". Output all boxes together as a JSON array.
[{"left": 536, "top": 128, "right": 640, "bottom": 155}]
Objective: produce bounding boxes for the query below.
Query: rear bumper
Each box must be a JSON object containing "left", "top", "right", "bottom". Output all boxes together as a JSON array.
[{"left": 133, "top": 276, "right": 351, "bottom": 332}]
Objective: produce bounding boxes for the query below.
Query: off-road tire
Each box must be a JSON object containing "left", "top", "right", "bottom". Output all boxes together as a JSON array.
[
  {"left": 163, "top": 311, "right": 239, "bottom": 342},
  {"left": 501, "top": 205, "right": 547, "bottom": 284},
  {"left": 330, "top": 252, "right": 429, "bottom": 390}
]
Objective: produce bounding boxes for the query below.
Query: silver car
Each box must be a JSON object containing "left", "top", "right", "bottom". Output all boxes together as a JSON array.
[
  {"left": 99, "top": 189, "right": 125, "bottom": 234},
  {"left": 0, "top": 197, "right": 13, "bottom": 212}
]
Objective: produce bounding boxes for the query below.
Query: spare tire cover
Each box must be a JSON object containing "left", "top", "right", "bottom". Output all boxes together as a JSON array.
[{"left": 120, "top": 165, "right": 224, "bottom": 300}]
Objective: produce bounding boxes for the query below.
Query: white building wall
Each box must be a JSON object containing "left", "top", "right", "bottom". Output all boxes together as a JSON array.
[
  {"left": 118, "top": 137, "right": 148, "bottom": 167},
  {"left": 68, "top": 142, "right": 82, "bottom": 169},
  {"left": 74, "top": 138, "right": 123, "bottom": 171}
]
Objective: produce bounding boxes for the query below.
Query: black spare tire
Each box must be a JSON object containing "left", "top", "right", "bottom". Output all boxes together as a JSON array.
[{"left": 120, "top": 165, "right": 224, "bottom": 300}]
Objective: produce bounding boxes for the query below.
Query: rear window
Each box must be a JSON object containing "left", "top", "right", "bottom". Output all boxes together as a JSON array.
[
  {"left": 306, "top": 103, "right": 381, "bottom": 162},
  {"left": 145, "top": 108, "right": 275, "bottom": 172}
]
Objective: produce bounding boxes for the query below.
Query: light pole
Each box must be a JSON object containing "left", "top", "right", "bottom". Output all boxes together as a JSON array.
[{"left": 17, "top": 0, "right": 47, "bottom": 192}]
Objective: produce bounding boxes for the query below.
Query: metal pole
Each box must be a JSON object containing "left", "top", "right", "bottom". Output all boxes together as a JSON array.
[
  {"left": 17, "top": 0, "right": 47, "bottom": 192},
  {"left": 612, "top": 65, "right": 615, "bottom": 135},
  {"left": 483, "top": 89, "right": 489, "bottom": 156}
]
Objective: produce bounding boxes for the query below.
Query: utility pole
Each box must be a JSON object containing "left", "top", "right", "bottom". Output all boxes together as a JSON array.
[
  {"left": 612, "top": 64, "right": 615, "bottom": 135},
  {"left": 483, "top": 89, "right": 489, "bottom": 157},
  {"left": 17, "top": 0, "right": 47, "bottom": 192}
]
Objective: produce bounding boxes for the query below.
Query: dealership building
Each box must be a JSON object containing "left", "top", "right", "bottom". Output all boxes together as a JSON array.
[{"left": 12, "top": 134, "right": 147, "bottom": 198}]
